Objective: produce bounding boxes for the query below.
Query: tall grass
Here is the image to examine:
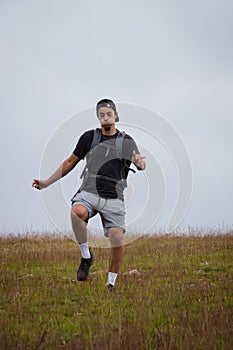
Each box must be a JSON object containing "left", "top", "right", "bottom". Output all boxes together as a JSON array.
[{"left": 0, "top": 233, "right": 232, "bottom": 349}]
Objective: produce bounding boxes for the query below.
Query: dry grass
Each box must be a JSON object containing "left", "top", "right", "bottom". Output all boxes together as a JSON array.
[{"left": 0, "top": 233, "right": 232, "bottom": 349}]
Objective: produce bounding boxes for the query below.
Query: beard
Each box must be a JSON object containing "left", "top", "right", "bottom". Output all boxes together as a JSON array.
[{"left": 103, "top": 125, "right": 111, "bottom": 131}]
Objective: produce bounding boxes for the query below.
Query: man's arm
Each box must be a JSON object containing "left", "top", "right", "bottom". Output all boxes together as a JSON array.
[{"left": 32, "top": 153, "right": 80, "bottom": 190}]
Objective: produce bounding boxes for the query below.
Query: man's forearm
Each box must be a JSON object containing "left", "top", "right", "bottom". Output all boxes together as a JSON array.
[{"left": 46, "top": 159, "right": 75, "bottom": 186}]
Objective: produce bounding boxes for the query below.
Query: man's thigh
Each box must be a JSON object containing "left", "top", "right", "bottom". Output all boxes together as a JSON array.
[
  {"left": 71, "top": 191, "right": 97, "bottom": 221},
  {"left": 100, "top": 198, "right": 126, "bottom": 237}
]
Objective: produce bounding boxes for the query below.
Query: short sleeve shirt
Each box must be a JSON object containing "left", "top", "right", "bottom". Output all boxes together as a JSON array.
[{"left": 73, "top": 129, "right": 139, "bottom": 200}]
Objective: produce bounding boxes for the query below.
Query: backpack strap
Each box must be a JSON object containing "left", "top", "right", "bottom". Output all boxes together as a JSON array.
[
  {"left": 116, "top": 131, "right": 136, "bottom": 177},
  {"left": 115, "top": 131, "right": 126, "bottom": 158},
  {"left": 91, "top": 128, "right": 101, "bottom": 150}
]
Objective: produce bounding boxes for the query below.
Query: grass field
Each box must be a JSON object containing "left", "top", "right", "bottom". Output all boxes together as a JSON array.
[{"left": 0, "top": 233, "right": 232, "bottom": 349}]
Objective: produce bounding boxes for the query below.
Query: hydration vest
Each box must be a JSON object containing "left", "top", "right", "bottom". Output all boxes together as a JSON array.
[{"left": 79, "top": 128, "right": 135, "bottom": 191}]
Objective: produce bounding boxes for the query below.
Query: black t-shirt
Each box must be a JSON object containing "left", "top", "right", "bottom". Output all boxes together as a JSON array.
[{"left": 73, "top": 129, "right": 139, "bottom": 200}]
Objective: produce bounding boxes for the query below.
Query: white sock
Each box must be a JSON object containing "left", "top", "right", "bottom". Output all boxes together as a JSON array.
[
  {"left": 108, "top": 272, "right": 118, "bottom": 286},
  {"left": 79, "top": 242, "right": 91, "bottom": 259}
]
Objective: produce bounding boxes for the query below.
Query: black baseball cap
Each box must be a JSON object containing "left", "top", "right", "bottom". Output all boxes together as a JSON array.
[{"left": 96, "top": 98, "right": 119, "bottom": 122}]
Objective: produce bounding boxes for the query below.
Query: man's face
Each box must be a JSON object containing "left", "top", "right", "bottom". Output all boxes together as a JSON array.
[{"left": 97, "top": 107, "right": 117, "bottom": 130}]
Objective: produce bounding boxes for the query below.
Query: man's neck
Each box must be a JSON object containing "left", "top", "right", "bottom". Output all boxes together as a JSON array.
[{"left": 101, "top": 125, "right": 117, "bottom": 136}]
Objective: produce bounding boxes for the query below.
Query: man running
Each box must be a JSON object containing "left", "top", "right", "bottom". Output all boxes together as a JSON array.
[{"left": 32, "top": 98, "right": 146, "bottom": 292}]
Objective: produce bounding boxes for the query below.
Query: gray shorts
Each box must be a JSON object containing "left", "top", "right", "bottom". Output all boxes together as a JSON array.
[{"left": 71, "top": 191, "right": 126, "bottom": 237}]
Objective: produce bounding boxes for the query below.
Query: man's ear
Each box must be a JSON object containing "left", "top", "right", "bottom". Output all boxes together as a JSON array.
[{"left": 115, "top": 112, "right": 119, "bottom": 122}]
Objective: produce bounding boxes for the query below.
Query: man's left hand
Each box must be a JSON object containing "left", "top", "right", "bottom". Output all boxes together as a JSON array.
[{"left": 131, "top": 151, "right": 146, "bottom": 170}]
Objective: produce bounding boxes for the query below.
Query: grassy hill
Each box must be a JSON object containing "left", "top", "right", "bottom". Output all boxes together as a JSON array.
[{"left": 0, "top": 233, "right": 232, "bottom": 349}]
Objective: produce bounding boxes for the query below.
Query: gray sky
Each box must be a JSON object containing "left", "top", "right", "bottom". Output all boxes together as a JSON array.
[{"left": 0, "top": 0, "right": 233, "bottom": 234}]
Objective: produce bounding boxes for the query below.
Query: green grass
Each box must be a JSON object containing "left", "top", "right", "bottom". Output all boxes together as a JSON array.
[{"left": 0, "top": 233, "right": 232, "bottom": 349}]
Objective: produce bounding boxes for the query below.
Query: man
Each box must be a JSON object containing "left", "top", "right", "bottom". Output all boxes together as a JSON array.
[{"left": 32, "top": 98, "right": 146, "bottom": 292}]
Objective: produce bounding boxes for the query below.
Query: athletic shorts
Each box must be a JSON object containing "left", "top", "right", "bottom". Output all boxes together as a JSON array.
[{"left": 71, "top": 190, "right": 126, "bottom": 237}]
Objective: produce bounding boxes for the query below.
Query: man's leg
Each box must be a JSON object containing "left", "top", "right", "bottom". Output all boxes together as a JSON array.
[
  {"left": 108, "top": 227, "right": 124, "bottom": 289},
  {"left": 71, "top": 205, "right": 89, "bottom": 244},
  {"left": 71, "top": 205, "right": 95, "bottom": 281}
]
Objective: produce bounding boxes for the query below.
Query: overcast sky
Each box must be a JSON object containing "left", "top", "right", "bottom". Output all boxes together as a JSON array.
[{"left": 0, "top": 0, "right": 232, "bottom": 234}]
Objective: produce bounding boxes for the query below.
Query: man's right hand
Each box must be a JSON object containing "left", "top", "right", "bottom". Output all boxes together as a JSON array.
[
  {"left": 32, "top": 179, "right": 48, "bottom": 190},
  {"left": 32, "top": 154, "right": 80, "bottom": 191}
]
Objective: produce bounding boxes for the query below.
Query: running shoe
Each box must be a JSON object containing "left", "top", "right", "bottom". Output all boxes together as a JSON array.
[{"left": 77, "top": 251, "right": 95, "bottom": 281}]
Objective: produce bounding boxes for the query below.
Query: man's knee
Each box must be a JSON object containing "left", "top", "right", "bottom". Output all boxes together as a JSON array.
[
  {"left": 108, "top": 228, "right": 124, "bottom": 247},
  {"left": 71, "top": 205, "right": 88, "bottom": 222}
]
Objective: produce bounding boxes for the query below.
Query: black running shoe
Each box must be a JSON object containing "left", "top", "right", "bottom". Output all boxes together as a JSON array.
[
  {"left": 77, "top": 252, "right": 95, "bottom": 281},
  {"left": 107, "top": 283, "right": 115, "bottom": 293}
]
